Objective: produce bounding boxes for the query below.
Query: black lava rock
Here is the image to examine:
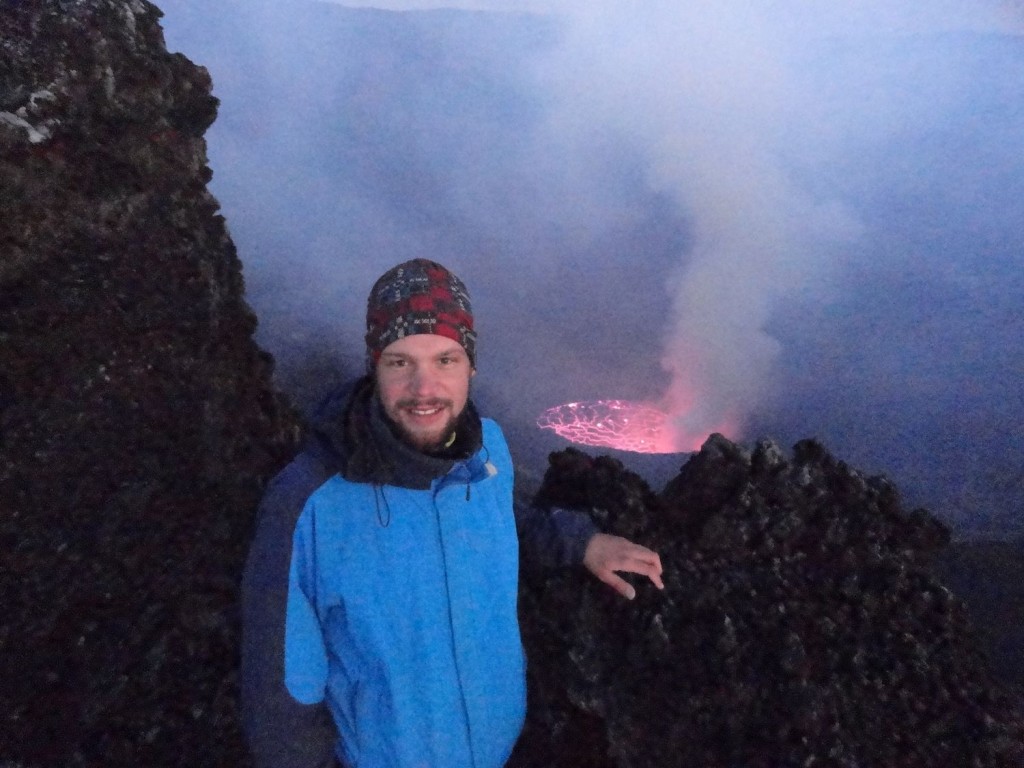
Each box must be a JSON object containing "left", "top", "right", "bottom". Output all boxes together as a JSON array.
[
  {"left": 515, "top": 438, "right": 1024, "bottom": 768},
  {"left": 1, "top": 3, "right": 298, "bottom": 764}
]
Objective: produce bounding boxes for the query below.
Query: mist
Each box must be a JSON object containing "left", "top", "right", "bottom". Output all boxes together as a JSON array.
[{"left": 157, "top": 0, "right": 1024, "bottom": 535}]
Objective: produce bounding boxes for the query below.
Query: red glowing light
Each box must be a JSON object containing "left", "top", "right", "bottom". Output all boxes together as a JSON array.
[{"left": 537, "top": 399, "right": 680, "bottom": 454}]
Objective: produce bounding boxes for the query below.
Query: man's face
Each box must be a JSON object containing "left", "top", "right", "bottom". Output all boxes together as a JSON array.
[{"left": 375, "top": 333, "right": 474, "bottom": 452}]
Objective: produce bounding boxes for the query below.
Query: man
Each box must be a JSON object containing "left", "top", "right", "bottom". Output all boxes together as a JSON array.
[{"left": 241, "top": 259, "right": 663, "bottom": 768}]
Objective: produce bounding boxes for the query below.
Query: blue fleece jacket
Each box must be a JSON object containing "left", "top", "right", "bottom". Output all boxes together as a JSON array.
[{"left": 240, "top": 378, "right": 596, "bottom": 768}]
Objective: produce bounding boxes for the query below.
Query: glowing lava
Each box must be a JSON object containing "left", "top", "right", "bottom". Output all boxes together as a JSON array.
[{"left": 537, "top": 399, "right": 680, "bottom": 454}]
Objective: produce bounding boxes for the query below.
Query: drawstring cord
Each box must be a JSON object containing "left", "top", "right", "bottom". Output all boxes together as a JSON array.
[
  {"left": 374, "top": 445, "right": 493, "bottom": 509},
  {"left": 464, "top": 444, "right": 493, "bottom": 501},
  {"left": 374, "top": 484, "right": 392, "bottom": 527}
]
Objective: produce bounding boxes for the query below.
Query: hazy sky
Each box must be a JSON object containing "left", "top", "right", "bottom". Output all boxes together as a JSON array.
[
  {"left": 325, "top": 0, "right": 1024, "bottom": 35},
  {"left": 158, "top": 0, "right": 1024, "bottom": 534}
]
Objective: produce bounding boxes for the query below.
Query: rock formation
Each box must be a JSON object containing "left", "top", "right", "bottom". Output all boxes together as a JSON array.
[
  {"left": 513, "top": 437, "right": 1024, "bottom": 767},
  {"left": 0, "top": 2, "right": 298, "bottom": 764}
]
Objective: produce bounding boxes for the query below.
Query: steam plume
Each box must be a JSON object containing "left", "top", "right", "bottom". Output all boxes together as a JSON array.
[
  {"left": 317, "top": 0, "right": 1017, "bottom": 448},
  {"left": 159, "top": 0, "right": 1024, "bottom": 532}
]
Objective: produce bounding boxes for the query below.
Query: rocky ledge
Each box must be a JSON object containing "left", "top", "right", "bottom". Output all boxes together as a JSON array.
[
  {"left": 1, "top": 2, "right": 298, "bottom": 764},
  {"left": 513, "top": 437, "right": 1024, "bottom": 767}
]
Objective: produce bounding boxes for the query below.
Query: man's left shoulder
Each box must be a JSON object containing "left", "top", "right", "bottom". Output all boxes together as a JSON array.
[
  {"left": 480, "top": 417, "right": 508, "bottom": 446},
  {"left": 479, "top": 418, "right": 514, "bottom": 468}
]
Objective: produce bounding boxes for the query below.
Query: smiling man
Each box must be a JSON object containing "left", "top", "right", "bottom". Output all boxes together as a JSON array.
[
  {"left": 241, "top": 259, "right": 663, "bottom": 768},
  {"left": 375, "top": 333, "right": 472, "bottom": 451}
]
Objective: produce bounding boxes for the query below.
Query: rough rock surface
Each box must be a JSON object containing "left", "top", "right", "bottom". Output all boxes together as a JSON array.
[
  {"left": 512, "top": 437, "right": 1024, "bottom": 767},
  {"left": 0, "top": 2, "right": 298, "bottom": 764}
]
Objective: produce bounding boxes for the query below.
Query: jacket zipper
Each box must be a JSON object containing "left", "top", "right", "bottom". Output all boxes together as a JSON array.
[{"left": 433, "top": 487, "right": 478, "bottom": 768}]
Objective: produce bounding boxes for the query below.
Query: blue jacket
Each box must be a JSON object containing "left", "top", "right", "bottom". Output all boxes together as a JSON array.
[{"left": 241, "top": 378, "right": 596, "bottom": 768}]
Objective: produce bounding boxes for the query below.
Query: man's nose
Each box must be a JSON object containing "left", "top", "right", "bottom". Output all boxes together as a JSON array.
[{"left": 409, "top": 366, "right": 438, "bottom": 396}]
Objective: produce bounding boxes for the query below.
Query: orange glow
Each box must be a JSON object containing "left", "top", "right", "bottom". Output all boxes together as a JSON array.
[
  {"left": 537, "top": 398, "right": 736, "bottom": 454},
  {"left": 536, "top": 400, "right": 675, "bottom": 454}
]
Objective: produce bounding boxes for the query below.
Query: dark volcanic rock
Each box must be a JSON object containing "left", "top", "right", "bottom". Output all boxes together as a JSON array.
[
  {"left": 0, "top": 2, "right": 298, "bottom": 765},
  {"left": 515, "top": 437, "right": 1024, "bottom": 768}
]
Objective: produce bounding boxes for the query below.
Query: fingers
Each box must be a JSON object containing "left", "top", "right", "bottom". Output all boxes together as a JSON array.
[
  {"left": 609, "top": 542, "right": 664, "bottom": 590},
  {"left": 619, "top": 560, "right": 663, "bottom": 591},
  {"left": 630, "top": 558, "right": 665, "bottom": 591},
  {"left": 600, "top": 572, "right": 637, "bottom": 601},
  {"left": 584, "top": 533, "right": 666, "bottom": 598}
]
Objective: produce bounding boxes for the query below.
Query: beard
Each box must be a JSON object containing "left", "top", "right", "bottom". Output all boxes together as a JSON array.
[{"left": 387, "top": 397, "right": 462, "bottom": 454}]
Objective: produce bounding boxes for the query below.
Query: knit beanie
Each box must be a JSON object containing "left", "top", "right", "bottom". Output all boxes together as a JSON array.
[{"left": 365, "top": 259, "right": 476, "bottom": 368}]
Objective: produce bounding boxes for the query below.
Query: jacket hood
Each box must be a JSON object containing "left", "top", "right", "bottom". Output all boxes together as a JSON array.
[{"left": 308, "top": 375, "right": 484, "bottom": 490}]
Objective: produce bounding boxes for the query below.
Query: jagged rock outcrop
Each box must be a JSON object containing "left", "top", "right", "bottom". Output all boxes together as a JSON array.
[
  {"left": 514, "top": 436, "right": 1024, "bottom": 768},
  {"left": 0, "top": 2, "right": 298, "bottom": 764}
]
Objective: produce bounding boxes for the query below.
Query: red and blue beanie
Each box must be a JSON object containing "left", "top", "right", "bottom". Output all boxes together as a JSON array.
[{"left": 365, "top": 259, "right": 476, "bottom": 368}]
